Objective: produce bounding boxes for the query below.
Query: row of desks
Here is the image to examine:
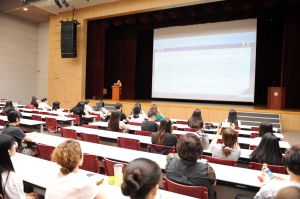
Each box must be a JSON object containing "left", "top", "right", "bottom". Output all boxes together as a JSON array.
[
  {"left": 12, "top": 153, "right": 196, "bottom": 199},
  {"left": 31, "top": 133, "right": 288, "bottom": 192}
]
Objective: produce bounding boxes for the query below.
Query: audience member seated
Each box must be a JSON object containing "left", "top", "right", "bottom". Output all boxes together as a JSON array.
[
  {"left": 236, "top": 145, "right": 300, "bottom": 199},
  {"left": 165, "top": 133, "right": 216, "bottom": 199},
  {"left": 151, "top": 118, "right": 178, "bottom": 147},
  {"left": 250, "top": 121, "right": 273, "bottom": 146},
  {"left": 70, "top": 101, "right": 86, "bottom": 125},
  {"left": 274, "top": 186, "right": 300, "bottom": 199},
  {"left": 150, "top": 104, "right": 163, "bottom": 121},
  {"left": 115, "top": 102, "right": 129, "bottom": 122},
  {"left": 225, "top": 109, "right": 241, "bottom": 126},
  {"left": 210, "top": 126, "right": 241, "bottom": 161},
  {"left": 52, "top": 101, "right": 61, "bottom": 111},
  {"left": 3, "top": 101, "right": 19, "bottom": 114},
  {"left": 130, "top": 105, "right": 146, "bottom": 123},
  {"left": 187, "top": 109, "right": 204, "bottom": 129},
  {"left": 83, "top": 99, "right": 94, "bottom": 114},
  {"left": 38, "top": 98, "right": 51, "bottom": 110},
  {"left": 45, "top": 139, "right": 106, "bottom": 199},
  {"left": 249, "top": 133, "right": 283, "bottom": 165},
  {"left": 2, "top": 110, "right": 37, "bottom": 154},
  {"left": 121, "top": 158, "right": 161, "bottom": 199},
  {"left": 108, "top": 111, "right": 130, "bottom": 132},
  {"left": 141, "top": 111, "right": 159, "bottom": 132},
  {"left": 27, "top": 96, "right": 39, "bottom": 109},
  {"left": 99, "top": 101, "right": 110, "bottom": 122},
  {"left": 130, "top": 102, "right": 147, "bottom": 118},
  {"left": 0, "top": 134, "right": 40, "bottom": 199}
]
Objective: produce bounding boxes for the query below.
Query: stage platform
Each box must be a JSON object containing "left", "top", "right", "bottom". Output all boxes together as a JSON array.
[{"left": 89, "top": 99, "right": 300, "bottom": 131}]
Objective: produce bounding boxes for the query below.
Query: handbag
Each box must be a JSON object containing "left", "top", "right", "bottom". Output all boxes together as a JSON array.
[
  {"left": 195, "top": 130, "right": 209, "bottom": 150},
  {"left": 21, "top": 141, "right": 35, "bottom": 156}
]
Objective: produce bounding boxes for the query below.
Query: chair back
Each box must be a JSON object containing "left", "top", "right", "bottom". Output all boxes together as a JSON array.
[
  {"left": 36, "top": 144, "right": 55, "bottom": 161},
  {"left": 50, "top": 113, "right": 59, "bottom": 116},
  {"left": 176, "top": 120, "right": 187, "bottom": 125},
  {"left": 63, "top": 109, "right": 70, "bottom": 113},
  {"left": 32, "top": 115, "right": 42, "bottom": 121},
  {"left": 45, "top": 118, "right": 58, "bottom": 133},
  {"left": 184, "top": 128, "right": 198, "bottom": 132},
  {"left": 103, "top": 157, "right": 127, "bottom": 176},
  {"left": 79, "top": 154, "right": 100, "bottom": 173},
  {"left": 251, "top": 127, "right": 259, "bottom": 131},
  {"left": 248, "top": 162, "right": 287, "bottom": 174},
  {"left": 0, "top": 119, "right": 6, "bottom": 126},
  {"left": 207, "top": 157, "right": 237, "bottom": 166},
  {"left": 175, "top": 134, "right": 182, "bottom": 140},
  {"left": 162, "top": 176, "right": 209, "bottom": 199},
  {"left": 173, "top": 126, "right": 178, "bottom": 130},
  {"left": 41, "top": 111, "right": 50, "bottom": 115},
  {"left": 90, "top": 113, "right": 101, "bottom": 122},
  {"left": 249, "top": 145, "right": 257, "bottom": 150},
  {"left": 61, "top": 128, "right": 77, "bottom": 139},
  {"left": 69, "top": 114, "right": 80, "bottom": 125},
  {"left": 117, "top": 137, "right": 141, "bottom": 150},
  {"left": 0, "top": 112, "right": 6, "bottom": 116},
  {"left": 19, "top": 109, "right": 24, "bottom": 112},
  {"left": 129, "top": 122, "right": 141, "bottom": 126},
  {"left": 82, "top": 133, "right": 101, "bottom": 144},
  {"left": 235, "top": 126, "right": 241, "bottom": 130},
  {"left": 0, "top": 193, "right": 3, "bottom": 199},
  {"left": 82, "top": 124, "right": 98, "bottom": 129},
  {"left": 147, "top": 144, "right": 175, "bottom": 155},
  {"left": 107, "top": 128, "right": 123, "bottom": 133},
  {"left": 250, "top": 133, "right": 259, "bottom": 138},
  {"left": 32, "top": 110, "right": 40, "bottom": 114},
  {"left": 36, "top": 108, "right": 43, "bottom": 110},
  {"left": 135, "top": 130, "right": 152, "bottom": 137}
]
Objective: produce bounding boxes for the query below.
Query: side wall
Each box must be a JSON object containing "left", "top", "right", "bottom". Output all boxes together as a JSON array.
[{"left": 0, "top": 12, "right": 38, "bottom": 104}]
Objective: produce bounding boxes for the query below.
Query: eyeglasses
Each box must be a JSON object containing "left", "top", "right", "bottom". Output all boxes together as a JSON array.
[{"left": 14, "top": 142, "right": 18, "bottom": 147}]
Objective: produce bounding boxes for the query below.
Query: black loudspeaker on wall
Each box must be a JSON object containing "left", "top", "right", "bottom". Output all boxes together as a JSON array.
[{"left": 61, "top": 21, "right": 77, "bottom": 58}]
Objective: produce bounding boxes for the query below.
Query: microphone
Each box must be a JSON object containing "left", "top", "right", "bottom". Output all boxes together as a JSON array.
[{"left": 272, "top": 81, "right": 275, "bottom": 87}]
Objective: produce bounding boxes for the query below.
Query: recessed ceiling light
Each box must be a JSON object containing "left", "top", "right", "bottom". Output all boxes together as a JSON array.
[{"left": 23, "top": 8, "right": 28, "bottom": 11}]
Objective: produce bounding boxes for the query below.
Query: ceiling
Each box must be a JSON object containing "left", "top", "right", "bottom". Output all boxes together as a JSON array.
[{"left": 0, "top": 0, "right": 119, "bottom": 23}]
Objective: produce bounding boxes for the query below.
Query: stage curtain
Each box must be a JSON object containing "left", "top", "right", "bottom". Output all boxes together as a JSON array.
[
  {"left": 85, "top": 22, "right": 105, "bottom": 99},
  {"left": 104, "top": 27, "right": 137, "bottom": 100},
  {"left": 281, "top": 4, "right": 300, "bottom": 108}
]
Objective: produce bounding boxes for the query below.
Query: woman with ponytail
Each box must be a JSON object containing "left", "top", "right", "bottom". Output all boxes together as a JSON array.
[
  {"left": 0, "top": 134, "right": 39, "bottom": 199},
  {"left": 45, "top": 139, "right": 106, "bottom": 199},
  {"left": 121, "top": 158, "right": 161, "bottom": 199},
  {"left": 151, "top": 118, "right": 178, "bottom": 147},
  {"left": 209, "top": 126, "right": 241, "bottom": 161}
]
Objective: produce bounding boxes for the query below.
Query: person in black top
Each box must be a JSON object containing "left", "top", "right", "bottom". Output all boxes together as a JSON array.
[
  {"left": 141, "top": 111, "right": 159, "bottom": 132},
  {"left": 151, "top": 118, "right": 178, "bottom": 147},
  {"left": 30, "top": 96, "right": 39, "bottom": 108},
  {"left": 3, "top": 101, "right": 18, "bottom": 115},
  {"left": 2, "top": 110, "right": 37, "bottom": 153},
  {"left": 115, "top": 102, "right": 129, "bottom": 122},
  {"left": 70, "top": 101, "right": 86, "bottom": 125}
]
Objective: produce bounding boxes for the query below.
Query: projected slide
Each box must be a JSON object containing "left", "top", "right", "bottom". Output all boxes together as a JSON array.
[{"left": 152, "top": 19, "right": 257, "bottom": 102}]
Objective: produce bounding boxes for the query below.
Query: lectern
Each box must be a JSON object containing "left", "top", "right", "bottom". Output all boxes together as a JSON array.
[
  {"left": 112, "top": 86, "right": 120, "bottom": 101},
  {"left": 267, "top": 87, "right": 285, "bottom": 109}
]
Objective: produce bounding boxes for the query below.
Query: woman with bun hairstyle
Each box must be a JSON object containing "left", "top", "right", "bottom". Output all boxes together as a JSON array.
[
  {"left": 45, "top": 139, "right": 106, "bottom": 199},
  {"left": 121, "top": 158, "right": 161, "bottom": 199},
  {"left": 38, "top": 98, "right": 51, "bottom": 110},
  {"left": 209, "top": 126, "right": 241, "bottom": 161}
]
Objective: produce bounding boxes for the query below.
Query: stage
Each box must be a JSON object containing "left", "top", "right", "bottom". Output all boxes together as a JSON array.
[{"left": 89, "top": 99, "right": 300, "bottom": 131}]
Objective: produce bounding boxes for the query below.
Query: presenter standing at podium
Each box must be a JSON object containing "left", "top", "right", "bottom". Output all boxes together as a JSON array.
[{"left": 117, "top": 79, "right": 122, "bottom": 97}]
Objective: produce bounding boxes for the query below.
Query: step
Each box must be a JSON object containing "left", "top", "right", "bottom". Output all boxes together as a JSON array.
[{"left": 237, "top": 112, "right": 280, "bottom": 119}]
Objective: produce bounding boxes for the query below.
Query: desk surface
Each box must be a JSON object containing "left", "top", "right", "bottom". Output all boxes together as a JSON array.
[
  {"left": 31, "top": 133, "right": 287, "bottom": 189},
  {"left": 0, "top": 115, "right": 46, "bottom": 125},
  {"left": 21, "top": 112, "right": 75, "bottom": 122},
  {"left": 11, "top": 153, "right": 196, "bottom": 199}
]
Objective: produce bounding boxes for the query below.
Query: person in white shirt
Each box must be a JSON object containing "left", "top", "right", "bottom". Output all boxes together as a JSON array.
[
  {"left": 235, "top": 145, "right": 300, "bottom": 199},
  {"left": 0, "top": 134, "right": 40, "bottom": 199},
  {"left": 38, "top": 98, "right": 52, "bottom": 110},
  {"left": 84, "top": 99, "right": 94, "bottom": 114},
  {"left": 130, "top": 105, "right": 146, "bottom": 123},
  {"left": 45, "top": 139, "right": 106, "bottom": 199}
]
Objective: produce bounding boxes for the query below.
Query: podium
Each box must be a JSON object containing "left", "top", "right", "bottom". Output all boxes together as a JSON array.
[
  {"left": 112, "top": 86, "right": 120, "bottom": 101},
  {"left": 267, "top": 87, "right": 285, "bottom": 109}
]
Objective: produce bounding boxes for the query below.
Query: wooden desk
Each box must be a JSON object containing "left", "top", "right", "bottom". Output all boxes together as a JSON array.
[
  {"left": 0, "top": 116, "right": 46, "bottom": 133},
  {"left": 21, "top": 112, "right": 75, "bottom": 126},
  {"left": 31, "top": 133, "right": 278, "bottom": 192},
  {"left": 11, "top": 153, "right": 196, "bottom": 199}
]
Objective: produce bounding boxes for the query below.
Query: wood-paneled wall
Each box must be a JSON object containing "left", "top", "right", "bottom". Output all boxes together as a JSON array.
[{"left": 47, "top": 0, "right": 220, "bottom": 108}]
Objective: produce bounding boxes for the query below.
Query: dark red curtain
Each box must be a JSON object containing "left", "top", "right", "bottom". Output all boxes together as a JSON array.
[
  {"left": 86, "top": 23, "right": 105, "bottom": 99},
  {"left": 104, "top": 26, "right": 137, "bottom": 100},
  {"left": 281, "top": 5, "right": 300, "bottom": 108}
]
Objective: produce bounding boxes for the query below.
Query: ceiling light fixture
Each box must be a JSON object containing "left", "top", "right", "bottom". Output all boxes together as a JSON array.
[
  {"left": 54, "top": 0, "right": 62, "bottom": 8},
  {"left": 61, "top": 0, "right": 69, "bottom": 7}
]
